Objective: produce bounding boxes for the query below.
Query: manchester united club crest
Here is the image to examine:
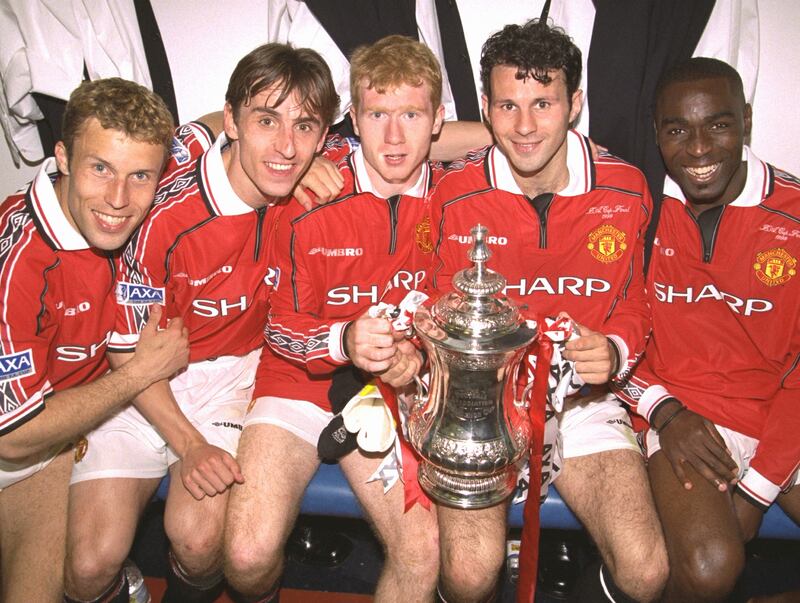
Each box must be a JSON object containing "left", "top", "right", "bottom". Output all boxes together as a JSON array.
[
  {"left": 415, "top": 215, "right": 433, "bottom": 253},
  {"left": 754, "top": 247, "right": 797, "bottom": 286},
  {"left": 587, "top": 224, "right": 627, "bottom": 263},
  {"left": 74, "top": 436, "right": 88, "bottom": 463}
]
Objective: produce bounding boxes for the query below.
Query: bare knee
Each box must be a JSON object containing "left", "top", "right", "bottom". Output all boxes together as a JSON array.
[
  {"left": 670, "top": 538, "right": 744, "bottom": 601},
  {"left": 440, "top": 540, "right": 504, "bottom": 602},
  {"left": 65, "top": 535, "right": 127, "bottom": 596},
  {"left": 384, "top": 528, "right": 440, "bottom": 589},
  {"left": 224, "top": 527, "right": 284, "bottom": 594},
  {"left": 603, "top": 539, "right": 669, "bottom": 602},
  {"left": 166, "top": 513, "right": 224, "bottom": 572}
]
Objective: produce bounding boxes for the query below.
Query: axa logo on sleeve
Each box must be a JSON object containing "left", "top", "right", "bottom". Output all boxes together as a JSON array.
[
  {"left": 326, "top": 270, "right": 426, "bottom": 305},
  {"left": 116, "top": 282, "right": 165, "bottom": 305},
  {"left": 56, "top": 331, "right": 112, "bottom": 362},
  {"left": 0, "top": 349, "right": 34, "bottom": 381},
  {"left": 652, "top": 282, "right": 772, "bottom": 316}
]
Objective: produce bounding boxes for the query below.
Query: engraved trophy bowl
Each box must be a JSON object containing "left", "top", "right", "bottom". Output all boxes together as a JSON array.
[{"left": 408, "top": 225, "right": 536, "bottom": 509}]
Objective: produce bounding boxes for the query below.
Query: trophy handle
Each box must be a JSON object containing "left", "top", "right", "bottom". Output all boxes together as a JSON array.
[
  {"left": 515, "top": 381, "right": 535, "bottom": 408},
  {"left": 413, "top": 374, "right": 429, "bottom": 403}
]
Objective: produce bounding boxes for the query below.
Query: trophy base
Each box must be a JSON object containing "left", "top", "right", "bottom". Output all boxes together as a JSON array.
[{"left": 418, "top": 462, "right": 516, "bottom": 509}]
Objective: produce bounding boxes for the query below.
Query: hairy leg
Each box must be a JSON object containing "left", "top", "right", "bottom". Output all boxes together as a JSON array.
[
  {"left": 0, "top": 449, "right": 72, "bottom": 603},
  {"left": 556, "top": 449, "right": 668, "bottom": 602},
  {"left": 437, "top": 501, "right": 508, "bottom": 603},
  {"left": 340, "top": 448, "right": 439, "bottom": 601},
  {"left": 224, "top": 424, "right": 319, "bottom": 597}
]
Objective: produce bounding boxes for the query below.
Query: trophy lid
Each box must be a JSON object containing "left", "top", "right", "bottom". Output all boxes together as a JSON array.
[{"left": 430, "top": 225, "right": 522, "bottom": 340}]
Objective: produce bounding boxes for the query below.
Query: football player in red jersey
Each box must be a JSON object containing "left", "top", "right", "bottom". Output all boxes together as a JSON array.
[
  {"left": 223, "top": 36, "right": 443, "bottom": 603},
  {"left": 0, "top": 78, "right": 188, "bottom": 603},
  {"left": 429, "top": 20, "right": 667, "bottom": 603},
  {"left": 616, "top": 57, "right": 800, "bottom": 602},
  {"left": 64, "top": 46, "right": 338, "bottom": 603}
]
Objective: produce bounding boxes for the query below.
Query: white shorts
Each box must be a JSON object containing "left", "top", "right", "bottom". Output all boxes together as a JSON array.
[
  {"left": 0, "top": 443, "right": 62, "bottom": 490},
  {"left": 71, "top": 349, "right": 260, "bottom": 484},
  {"left": 645, "top": 422, "right": 800, "bottom": 487},
  {"left": 515, "top": 391, "right": 641, "bottom": 504},
  {"left": 244, "top": 396, "right": 333, "bottom": 446}
]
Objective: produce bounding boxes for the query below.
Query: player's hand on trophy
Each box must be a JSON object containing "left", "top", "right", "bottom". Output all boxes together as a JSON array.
[
  {"left": 294, "top": 156, "right": 344, "bottom": 210},
  {"left": 344, "top": 314, "right": 398, "bottom": 374},
  {"left": 180, "top": 439, "right": 245, "bottom": 500},
  {"left": 561, "top": 319, "right": 617, "bottom": 384},
  {"left": 656, "top": 404, "right": 739, "bottom": 492},
  {"left": 130, "top": 304, "right": 190, "bottom": 384},
  {"left": 378, "top": 339, "right": 423, "bottom": 387}
]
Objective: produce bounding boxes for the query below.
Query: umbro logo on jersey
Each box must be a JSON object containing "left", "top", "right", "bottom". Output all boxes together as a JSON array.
[
  {"left": 116, "top": 282, "right": 165, "bottom": 305},
  {"left": 170, "top": 136, "right": 190, "bottom": 164},
  {"left": 448, "top": 233, "right": 508, "bottom": 246},
  {"left": 0, "top": 349, "right": 34, "bottom": 381},
  {"left": 308, "top": 247, "right": 364, "bottom": 257}
]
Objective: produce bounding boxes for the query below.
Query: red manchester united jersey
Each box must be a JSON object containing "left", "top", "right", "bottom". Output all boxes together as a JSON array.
[
  {"left": 259, "top": 147, "right": 441, "bottom": 410},
  {"left": 110, "top": 124, "right": 282, "bottom": 362},
  {"left": 0, "top": 160, "right": 116, "bottom": 434},
  {"left": 616, "top": 147, "right": 800, "bottom": 508},
  {"left": 431, "top": 130, "right": 652, "bottom": 377}
]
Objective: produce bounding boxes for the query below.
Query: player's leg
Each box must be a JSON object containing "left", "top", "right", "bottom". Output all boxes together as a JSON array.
[
  {"left": 558, "top": 449, "right": 667, "bottom": 602},
  {"left": 224, "top": 397, "right": 324, "bottom": 600},
  {"left": 64, "top": 476, "right": 160, "bottom": 601},
  {"left": 162, "top": 462, "right": 230, "bottom": 602},
  {"left": 648, "top": 450, "right": 745, "bottom": 602},
  {"left": 162, "top": 353, "right": 257, "bottom": 602},
  {"left": 437, "top": 501, "right": 508, "bottom": 603},
  {"left": 64, "top": 409, "right": 167, "bottom": 601},
  {"left": 0, "top": 448, "right": 71, "bottom": 603},
  {"left": 554, "top": 398, "right": 668, "bottom": 603},
  {"left": 340, "top": 445, "right": 439, "bottom": 601}
]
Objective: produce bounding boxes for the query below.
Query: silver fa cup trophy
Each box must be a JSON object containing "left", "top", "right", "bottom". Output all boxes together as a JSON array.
[{"left": 408, "top": 225, "right": 536, "bottom": 509}]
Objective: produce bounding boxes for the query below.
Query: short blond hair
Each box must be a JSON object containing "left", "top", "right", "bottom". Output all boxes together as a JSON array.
[
  {"left": 62, "top": 78, "right": 174, "bottom": 158},
  {"left": 349, "top": 35, "right": 442, "bottom": 111}
]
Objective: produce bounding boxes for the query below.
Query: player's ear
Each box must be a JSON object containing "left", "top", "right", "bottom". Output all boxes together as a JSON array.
[
  {"left": 223, "top": 102, "right": 239, "bottom": 141},
  {"left": 54, "top": 141, "right": 70, "bottom": 175}
]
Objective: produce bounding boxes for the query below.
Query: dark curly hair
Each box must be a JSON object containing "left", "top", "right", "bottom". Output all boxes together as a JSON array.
[{"left": 480, "top": 19, "right": 582, "bottom": 101}]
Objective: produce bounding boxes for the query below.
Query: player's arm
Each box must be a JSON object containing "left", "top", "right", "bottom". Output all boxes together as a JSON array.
[
  {"left": 430, "top": 120, "right": 492, "bottom": 162},
  {"left": 0, "top": 305, "right": 188, "bottom": 463},
  {"left": 108, "top": 352, "right": 244, "bottom": 500},
  {"left": 112, "top": 231, "right": 242, "bottom": 499},
  {"left": 265, "top": 208, "right": 353, "bottom": 375},
  {"left": 734, "top": 352, "right": 800, "bottom": 539},
  {"left": 567, "top": 181, "right": 654, "bottom": 382},
  {"left": 614, "top": 359, "right": 738, "bottom": 491}
]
